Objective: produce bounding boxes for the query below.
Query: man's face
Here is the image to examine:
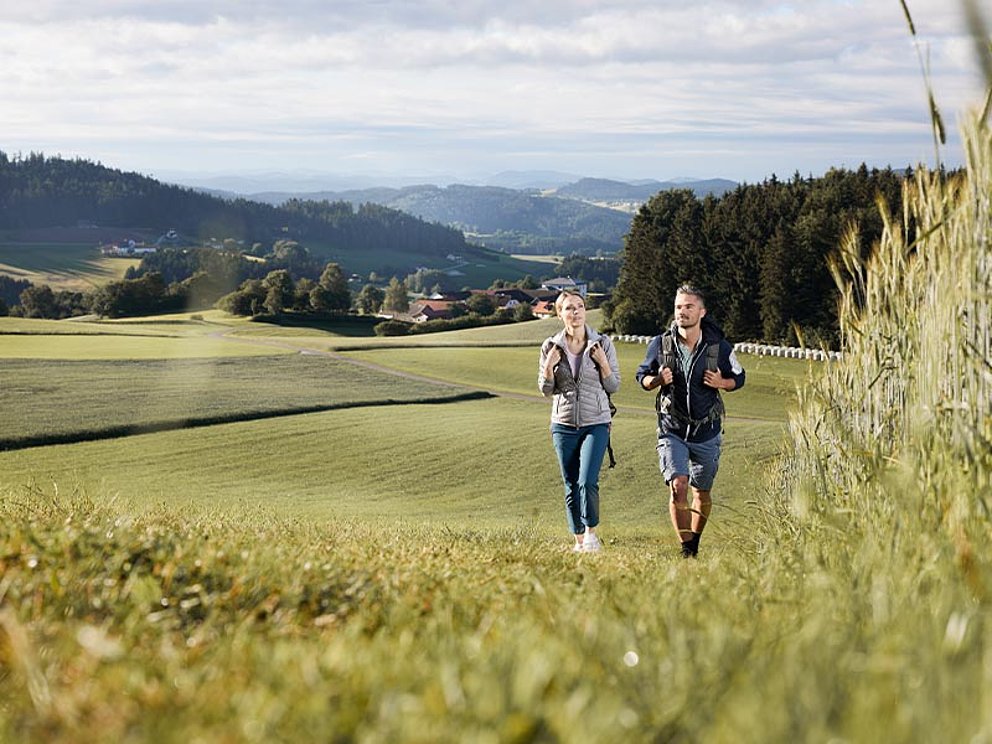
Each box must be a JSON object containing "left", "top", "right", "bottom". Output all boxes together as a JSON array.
[{"left": 674, "top": 291, "right": 706, "bottom": 329}]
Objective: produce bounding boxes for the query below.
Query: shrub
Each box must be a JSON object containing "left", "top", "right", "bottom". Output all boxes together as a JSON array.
[{"left": 373, "top": 319, "right": 411, "bottom": 336}]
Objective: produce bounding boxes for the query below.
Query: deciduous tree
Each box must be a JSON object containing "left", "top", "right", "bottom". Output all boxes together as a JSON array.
[
  {"left": 356, "top": 284, "right": 385, "bottom": 315},
  {"left": 382, "top": 277, "right": 409, "bottom": 313}
]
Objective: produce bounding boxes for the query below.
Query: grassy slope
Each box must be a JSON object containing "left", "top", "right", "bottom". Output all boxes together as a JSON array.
[
  {"left": 0, "top": 235, "right": 551, "bottom": 296},
  {"left": 0, "top": 312, "right": 794, "bottom": 519},
  {"left": 306, "top": 241, "right": 552, "bottom": 286},
  {"left": 7, "top": 312, "right": 921, "bottom": 744},
  {"left": 0, "top": 242, "right": 139, "bottom": 290},
  {"left": 0, "top": 355, "right": 479, "bottom": 446}
]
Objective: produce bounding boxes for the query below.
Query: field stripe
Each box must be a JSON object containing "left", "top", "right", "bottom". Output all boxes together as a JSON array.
[{"left": 0, "top": 391, "right": 494, "bottom": 452}]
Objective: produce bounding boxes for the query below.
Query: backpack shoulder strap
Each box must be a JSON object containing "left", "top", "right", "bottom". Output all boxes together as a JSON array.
[
  {"left": 706, "top": 341, "right": 720, "bottom": 373},
  {"left": 660, "top": 333, "right": 677, "bottom": 371}
]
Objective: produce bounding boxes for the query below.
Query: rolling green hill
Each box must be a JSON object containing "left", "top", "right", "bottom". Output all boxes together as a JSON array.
[
  {"left": 0, "top": 153, "right": 545, "bottom": 285},
  {"left": 251, "top": 183, "right": 634, "bottom": 255}
]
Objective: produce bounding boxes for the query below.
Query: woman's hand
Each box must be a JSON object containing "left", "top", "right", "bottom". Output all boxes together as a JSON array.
[
  {"left": 590, "top": 343, "right": 610, "bottom": 377},
  {"left": 543, "top": 346, "right": 561, "bottom": 380}
]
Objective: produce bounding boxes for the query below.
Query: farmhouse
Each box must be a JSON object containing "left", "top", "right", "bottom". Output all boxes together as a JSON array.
[
  {"left": 542, "top": 276, "right": 587, "bottom": 297},
  {"left": 408, "top": 299, "right": 461, "bottom": 323},
  {"left": 532, "top": 300, "right": 556, "bottom": 318},
  {"left": 429, "top": 290, "right": 473, "bottom": 302},
  {"left": 100, "top": 240, "right": 157, "bottom": 257}
]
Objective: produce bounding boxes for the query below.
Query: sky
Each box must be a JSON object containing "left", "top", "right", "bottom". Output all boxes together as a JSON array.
[{"left": 2, "top": 1, "right": 990, "bottom": 189}]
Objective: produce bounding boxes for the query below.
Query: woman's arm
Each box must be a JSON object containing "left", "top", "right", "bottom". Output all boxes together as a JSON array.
[{"left": 538, "top": 341, "right": 560, "bottom": 397}]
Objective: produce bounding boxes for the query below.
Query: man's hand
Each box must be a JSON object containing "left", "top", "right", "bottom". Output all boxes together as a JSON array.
[
  {"left": 703, "top": 370, "right": 734, "bottom": 390},
  {"left": 641, "top": 367, "right": 673, "bottom": 390}
]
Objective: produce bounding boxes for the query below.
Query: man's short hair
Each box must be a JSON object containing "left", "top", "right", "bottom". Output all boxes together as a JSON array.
[{"left": 675, "top": 284, "right": 706, "bottom": 306}]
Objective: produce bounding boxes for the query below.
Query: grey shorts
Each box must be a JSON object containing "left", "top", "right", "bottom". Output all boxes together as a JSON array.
[{"left": 656, "top": 432, "right": 722, "bottom": 491}]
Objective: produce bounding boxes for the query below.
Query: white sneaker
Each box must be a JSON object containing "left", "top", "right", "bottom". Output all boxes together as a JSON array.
[
  {"left": 582, "top": 533, "right": 602, "bottom": 552},
  {"left": 572, "top": 542, "right": 584, "bottom": 553}
]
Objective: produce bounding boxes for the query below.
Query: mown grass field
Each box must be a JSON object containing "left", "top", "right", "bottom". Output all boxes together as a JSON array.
[
  {"left": 337, "top": 344, "right": 809, "bottom": 422},
  {"left": 0, "top": 313, "right": 784, "bottom": 527},
  {"left": 0, "top": 355, "right": 482, "bottom": 449},
  {"left": 0, "top": 242, "right": 139, "bottom": 291}
]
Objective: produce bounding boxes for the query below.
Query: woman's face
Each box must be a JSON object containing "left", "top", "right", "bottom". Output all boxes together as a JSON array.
[{"left": 558, "top": 295, "right": 586, "bottom": 329}]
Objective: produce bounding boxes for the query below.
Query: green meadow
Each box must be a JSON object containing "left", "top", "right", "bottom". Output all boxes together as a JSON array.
[
  {"left": 0, "top": 310, "right": 787, "bottom": 524},
  {"left": 0, "top": 242, "right": 138, "bottom": 290},
  {"left": 0, "top": 307, "right": 805, "bottom": 742}
]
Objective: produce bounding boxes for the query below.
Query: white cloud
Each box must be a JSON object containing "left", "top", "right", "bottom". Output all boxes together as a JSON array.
[{"left": 0, "top": 0, "right": 987, "bottom": 182}]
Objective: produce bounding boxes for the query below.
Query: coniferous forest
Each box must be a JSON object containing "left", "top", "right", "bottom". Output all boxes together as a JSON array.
[{"left": 605, "top": 165, "right": 912, "bottom": 347}]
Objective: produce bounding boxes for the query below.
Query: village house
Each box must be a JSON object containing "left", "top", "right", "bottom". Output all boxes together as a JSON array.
[
  {"left": 532, "top": 299, "right": 557, "bottom": 318},
  {"left": 541, "top": 276, "right": 588, "bottom": 297},
  {"left": 100, "top": 239, "right": 156, "bottom": 257},
  {"left": 407, "top": 299, "right": 462, "bottom": 323},
  {"left": 429, "top": 290, "right": 473, "bottom": 302}
]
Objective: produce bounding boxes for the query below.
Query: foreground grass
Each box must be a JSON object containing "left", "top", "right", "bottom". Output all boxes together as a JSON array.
[{"left": 1, "top": 490, "right": 981, "bottom": 743}]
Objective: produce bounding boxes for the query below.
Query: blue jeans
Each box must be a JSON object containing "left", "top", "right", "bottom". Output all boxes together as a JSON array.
[{"left": 551, "top": 423, "right": 610, "bottom": 534}]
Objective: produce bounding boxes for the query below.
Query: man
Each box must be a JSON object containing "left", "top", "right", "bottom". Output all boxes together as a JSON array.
[{"left": 635, "top": 285, "right": 745, "bottom": 558}]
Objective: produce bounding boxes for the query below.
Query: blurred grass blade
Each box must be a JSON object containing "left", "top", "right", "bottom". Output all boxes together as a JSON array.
[
  {"left": 929, "top": 91, "right": 947, "bottom": 144},
  {"left": 899, "top": 0, "right": 917, "bottom": 36},
  {"left": 964, "top": 0, "right": 992, "bottom": 88}
]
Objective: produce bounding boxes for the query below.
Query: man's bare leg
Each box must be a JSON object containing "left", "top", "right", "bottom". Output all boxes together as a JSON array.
[
  {"left": 669, "top": 476, "right": 694, "bottom": 556},
  {"left": 688, "top": 488, "right": 711, "bottom": 556}
]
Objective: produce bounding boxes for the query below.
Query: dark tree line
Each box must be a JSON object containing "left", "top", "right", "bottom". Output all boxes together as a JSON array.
[
  {"left": 0, "top": 275, "right": 31, "bottom": 307},
  {"left": 607, "top": 165, "right": 911, "bottom": 347}
]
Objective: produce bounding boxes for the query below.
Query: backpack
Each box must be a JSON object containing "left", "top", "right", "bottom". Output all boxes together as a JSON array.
[
  {"left": 591, "top": 336, "right": 618, "bottom": 468},
  {"left": 660, "top": 332, "right": 719, "bottom": 375},
  {"left": 656, "top": 331, "right": 724, "bottom": 432}
]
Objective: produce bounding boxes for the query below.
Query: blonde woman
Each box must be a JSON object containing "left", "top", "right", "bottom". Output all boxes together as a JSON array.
[{"left": 538, "top": 290, "right": 620, "bottom": 552}]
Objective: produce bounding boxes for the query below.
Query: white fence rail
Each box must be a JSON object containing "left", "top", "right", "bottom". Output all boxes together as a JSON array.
[{"left": 611, "top": 335, "right": 841, "bottom": 362}]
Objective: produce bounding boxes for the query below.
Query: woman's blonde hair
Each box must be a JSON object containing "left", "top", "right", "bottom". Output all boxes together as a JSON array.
[{"left": 554, "top": 289, "right": 586, "bottom": 318}]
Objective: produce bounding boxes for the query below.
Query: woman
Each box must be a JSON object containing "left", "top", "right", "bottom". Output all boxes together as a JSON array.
[{"left": 538, "top": 290, "right": 620, "bottom": 552}]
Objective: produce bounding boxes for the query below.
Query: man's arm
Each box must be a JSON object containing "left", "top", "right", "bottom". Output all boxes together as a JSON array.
[
  {"left": 635, "top": 336, "right": 666, "bottom": 390},
  {"left": 704, "top": 341, "right": 745, "bottom": 391}
]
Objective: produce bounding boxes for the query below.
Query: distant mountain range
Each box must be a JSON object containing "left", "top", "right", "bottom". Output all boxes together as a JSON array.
[
  {"left": 554, "top": 177, "right": 737, "bottom": 202},
  {"left": 200, "top": 176, "right": 738, "bottom": 256},
  {"left": 160, "top": 169, "right": 581, "bottom": 193}
]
